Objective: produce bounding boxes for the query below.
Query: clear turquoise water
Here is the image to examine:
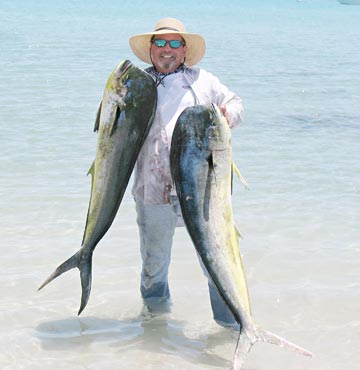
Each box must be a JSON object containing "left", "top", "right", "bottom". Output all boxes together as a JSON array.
[{"left": 1, "top": 1, "right": 359, "bottom": 369}]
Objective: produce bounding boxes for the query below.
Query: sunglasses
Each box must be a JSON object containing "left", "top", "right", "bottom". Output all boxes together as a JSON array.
[{"left": 152, "top": 38, "right": 185, "bottom": 49}]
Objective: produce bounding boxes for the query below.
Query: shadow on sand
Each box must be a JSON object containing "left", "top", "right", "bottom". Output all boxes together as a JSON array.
[{"left": 34, "top": 310, "right": 238, "bottom": 369}]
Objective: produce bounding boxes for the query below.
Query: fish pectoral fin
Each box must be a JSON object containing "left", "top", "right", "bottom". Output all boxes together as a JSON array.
[
  {"left": 109, "top": 105, "right": 122, "bottom": 136},
  {"left": 208, "top": 153, "right": 214, "bottom": 168},
  {"left": 207, "top": 152, "right": 217, "bottom": 184},
  {"left": 232, "top": 161, "right": 250, "bottom": 190},
  {"left": 94, "top": 100, "right": 102, "bottom": 132},
  {"left": 203, "top": 153, "right": 215, "bottom": 221}
]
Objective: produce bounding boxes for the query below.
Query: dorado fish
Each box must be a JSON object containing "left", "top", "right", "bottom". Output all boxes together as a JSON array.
[
  {"left": 170, "top": 104, "right": 312, "bottom": 369},
  {"left": 38, "top": 60, "right": 157, "bottom": 315}
]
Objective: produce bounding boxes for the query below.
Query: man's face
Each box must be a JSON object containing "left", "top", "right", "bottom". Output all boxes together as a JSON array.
[{"left": 150, "top": 33, "right": 187, "bottom": 74}]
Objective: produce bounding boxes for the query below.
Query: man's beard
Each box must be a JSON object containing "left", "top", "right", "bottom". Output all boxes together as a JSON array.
[{"left": 158, "top": 58, "right": 178, "bottom": 73}]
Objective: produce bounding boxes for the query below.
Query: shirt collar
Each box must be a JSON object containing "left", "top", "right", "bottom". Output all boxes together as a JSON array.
[{"left": 146, "top": 64, "right": 185, "bottom": 87}]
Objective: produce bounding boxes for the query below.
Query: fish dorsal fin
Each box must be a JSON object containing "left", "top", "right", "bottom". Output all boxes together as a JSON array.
[
  {"left": 94, "top": 100, "right": 102, "bottom": 132},
  {"left": 109, "top": 105, "right": 121, "bottom": 137},
  {"left": 232, "top": 161, "right": 250, "bottom": 190}
]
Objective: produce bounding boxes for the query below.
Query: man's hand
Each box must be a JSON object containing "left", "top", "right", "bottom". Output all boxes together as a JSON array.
[{"left": 220, "top": 105, "right": 230, "bottom": 125}]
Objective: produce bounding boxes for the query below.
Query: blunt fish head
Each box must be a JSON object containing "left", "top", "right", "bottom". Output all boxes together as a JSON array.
[
  {"left": 105, "top": 60, "right": 133, "bottom": 98},
  {"left": 105, "top": 60, "right": 157, "bottom": 113},
  {"left": 172, "top": 104, "right": 231, "bottom": 160}
]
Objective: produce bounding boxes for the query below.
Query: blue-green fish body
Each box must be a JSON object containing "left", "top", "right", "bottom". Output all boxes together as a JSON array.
[{"left": 170, "top": 104, "right": 312, "bottom": 369}]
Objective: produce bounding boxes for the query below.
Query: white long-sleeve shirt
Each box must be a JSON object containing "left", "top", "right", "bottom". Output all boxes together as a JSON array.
[{"left": 132, "top": 66, "right": 244, "bottom": 205}]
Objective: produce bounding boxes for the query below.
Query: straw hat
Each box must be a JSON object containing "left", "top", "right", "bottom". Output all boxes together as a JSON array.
[{"left": 129, "top": 18, "right": 206, "bottom": 66}]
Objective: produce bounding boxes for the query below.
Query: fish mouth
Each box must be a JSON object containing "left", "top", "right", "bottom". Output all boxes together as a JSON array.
[
  {"left": 114, "top": 60, "right": 133, "bottom": 82},
  {"left": 120, "top": 60, "right": 132, "bottom": 74}
]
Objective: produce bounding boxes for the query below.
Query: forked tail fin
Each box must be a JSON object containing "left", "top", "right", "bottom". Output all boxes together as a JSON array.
[
  {"left": 258, "top": 327, "right": 313, "bottom": 356},
  {"left": 38, "top": 249, "right": 93, "bottom": 315},
  {"left": 232, "top": 326, "right": 313, "bottom": 370}
]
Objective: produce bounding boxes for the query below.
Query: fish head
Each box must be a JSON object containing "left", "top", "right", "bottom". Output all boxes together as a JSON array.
[
  {"left": 172, "top": 104, "right": 231, "bottom": 159},
  {"left": 105, "top": 60, "right": 134, "bottom": 102},
  {"left": 106, "top": 60, "right": 157, "bottom": 112}
]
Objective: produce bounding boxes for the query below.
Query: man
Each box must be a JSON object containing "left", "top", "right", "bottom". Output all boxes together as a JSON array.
[{"left": 129, "top": 18, "right": 244, "bottom": 327}]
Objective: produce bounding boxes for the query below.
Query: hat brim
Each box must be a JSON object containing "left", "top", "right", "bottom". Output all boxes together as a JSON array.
[{"left": 129, "top": 30, "right": 206, "bottom": 66}]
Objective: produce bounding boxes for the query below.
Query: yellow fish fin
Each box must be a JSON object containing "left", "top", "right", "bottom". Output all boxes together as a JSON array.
[
  {"left": 232, "top": 161, "right": 250, "bottom": 190},
  {"left": 234, "top": 223, "right": 244, "bottom": 239}
]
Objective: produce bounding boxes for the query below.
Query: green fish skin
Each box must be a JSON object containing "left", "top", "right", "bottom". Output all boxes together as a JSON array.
[
  {"left": 170, "top": 104, "right": 312, "bottom": 370},
  {"left": 38, "top": 60, "right": 157, "bottom": 315}
]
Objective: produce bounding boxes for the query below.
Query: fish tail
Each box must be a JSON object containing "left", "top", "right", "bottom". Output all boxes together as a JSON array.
[
  {"left": 257, "top": 327, "right": 313, "bottom": 357},
  {"left": 78, "top": 252, "right": 93, "bottom": 315},
  {"left": 231, "top": 327, "right": 312, "bottom": 370},
  {"left": 38, "top": 249, "right": 93, "bottom": 315},
  {"left": 231, "top": 331, "right": 254, "bottom": 370}
]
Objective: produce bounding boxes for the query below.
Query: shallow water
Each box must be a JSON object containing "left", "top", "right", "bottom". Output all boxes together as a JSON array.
[{"left": 1, "top": 0, "right": 359, "bottom": 369}]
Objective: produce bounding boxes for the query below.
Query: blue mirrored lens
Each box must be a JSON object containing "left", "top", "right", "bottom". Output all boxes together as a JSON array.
[
  {"left": 169, "top": 40, "right": 182, "bottom": 48},
  {"left": 153, "top": 39, "right": 183, "bottom": 49},
  {"left": 153, "top": 39, "right": 167, "bottom": 47}
]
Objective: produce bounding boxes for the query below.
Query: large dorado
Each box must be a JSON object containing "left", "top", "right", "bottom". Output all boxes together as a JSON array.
[
  {"left": 170, "top": 104, "right": 312, "bottom": 369},
  {"left": 39, "top": 60, "right": 157, "bottom": 315}
]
